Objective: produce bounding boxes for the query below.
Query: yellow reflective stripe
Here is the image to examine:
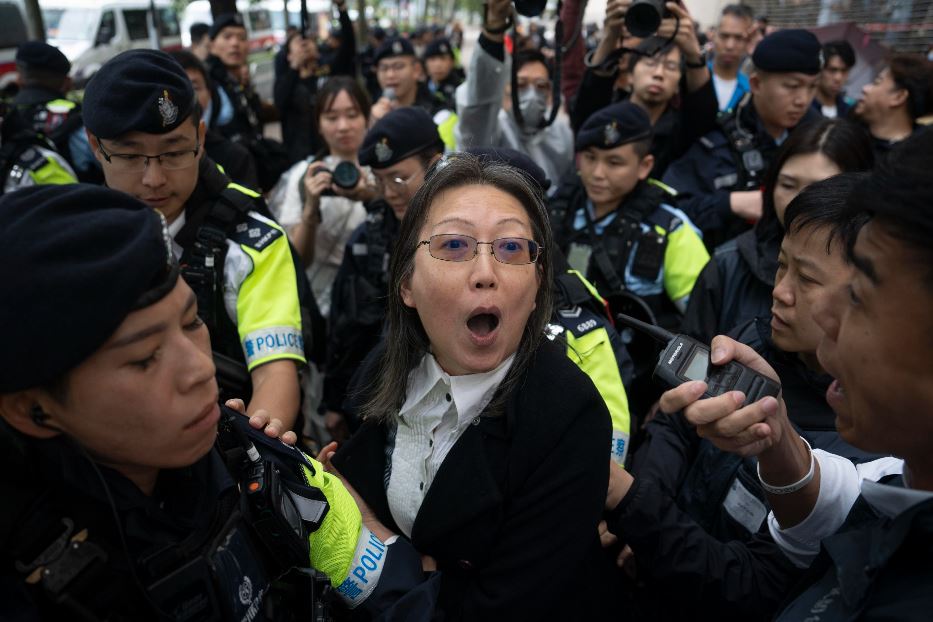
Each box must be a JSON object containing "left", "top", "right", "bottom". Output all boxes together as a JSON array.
[
  {"left": 565, "top": 328, "right": 631, "bottom": 465},
  {"left": 46, "top": 99, "right": 76, "bottom": 113},
  {"left": 29, "top": 157, "right": 77, "bottom": 185},
  {"left": 662, "top": 222, "right": 710, "bottom": 302},
  {"left": 566, "top": 269, "right": 608, "bottom": 305},
  {"left": 235, "top": 218, "right": 306, "bottom": 370},
  {"left": 227, "top": 180, "right": 260, "bottom": 198},
  {"left": 434, "top": 110, "right": 459, "bottom": 150},
  {"left": 648, "top": 177, "right": 678, "bottom": 197}
]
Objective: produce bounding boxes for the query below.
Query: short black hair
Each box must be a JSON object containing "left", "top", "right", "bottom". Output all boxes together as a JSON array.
[
  {"left": 822, "top": 40, "right": 856, "bottom": 69},
  {"left": 721, "top": 4, "right": 754, "bottom": 21},
  {"left": 784, "top": 172, "right": 870, "bottom": 255},
  {"left": 627, "top": 37, "right": 682, "bottom": 72},
  {"left": 190, "top": 22, "right": 210, "bottom": 43},
  {"left": 514, "top": 49, "right": 553, "bottom": 81},
  {"left": 845, "top": 129, "right": 933, "bottom": 289},
  {"left": 887, "top": 53, "right": 933, "bottom": 120}
]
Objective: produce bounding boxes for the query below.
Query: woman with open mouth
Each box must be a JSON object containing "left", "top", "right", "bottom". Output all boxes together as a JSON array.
[{"left": 327, "top": 153, "right": 613, "bottom": 620}]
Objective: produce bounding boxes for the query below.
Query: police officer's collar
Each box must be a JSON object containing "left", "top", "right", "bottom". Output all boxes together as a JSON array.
[{"left": 12, "top": 86, "right": 65, "bottom": 106}]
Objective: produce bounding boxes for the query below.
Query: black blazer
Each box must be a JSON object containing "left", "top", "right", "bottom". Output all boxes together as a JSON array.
[{"left": 332, "top": 338, "right": 612, "bottom": 620}]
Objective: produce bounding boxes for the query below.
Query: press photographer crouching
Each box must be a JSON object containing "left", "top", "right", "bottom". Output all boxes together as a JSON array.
[{"left": 0, "top": 185, "right": 406, "bottom": 620}]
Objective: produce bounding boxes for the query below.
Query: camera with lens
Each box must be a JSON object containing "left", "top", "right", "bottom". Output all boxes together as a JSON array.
[
  {"left": 513, "top": 0, "right": 547, "bottom": 17},
  {"left": 625, "top": 0, "right": 674, "bottom": 38},
  {"left": 312, "top": 160, "right": 361, "bottom": 196}
]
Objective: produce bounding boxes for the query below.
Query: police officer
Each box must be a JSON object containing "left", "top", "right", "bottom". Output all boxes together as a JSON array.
[
  {"left": 323, "top": 107, "right": 444, "bottom": 439},
  {"left": 0, "top": 184, "right": 413, "bottom": 620},
  {"left": 550, "top": 101, "right": 709, "bottom": 329},
  {"left": 82, "top": 49, "right": 306, "bottom": 430},
  {"left": 0, "top": 42, "right": 78, "bottom": 193},
  {"left": 663, "top": 29, "right": 823, "bottom": 246},
  {"left": 369, "top": 37, "right": 458, "bottom": 150},
  {"left": 422, "top": 38, "right": 464, "bottom": 108}
]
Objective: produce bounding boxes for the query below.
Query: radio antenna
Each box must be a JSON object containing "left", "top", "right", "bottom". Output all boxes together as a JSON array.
[{"left": 615, "top": 313, "right": 675, "bottom": 344}]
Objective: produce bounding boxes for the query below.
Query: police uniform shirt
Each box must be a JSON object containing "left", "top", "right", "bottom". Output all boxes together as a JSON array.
[
  {"left": 570, "top": 199, "right": 709, "bottom": 306},
  {"left": 170, "top": 164, "right": 307, "bottom": 371}
]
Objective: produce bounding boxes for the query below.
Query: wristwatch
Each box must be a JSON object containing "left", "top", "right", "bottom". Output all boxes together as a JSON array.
[{"left": 684, "top": 50, "right": 707, "bottom": 69}]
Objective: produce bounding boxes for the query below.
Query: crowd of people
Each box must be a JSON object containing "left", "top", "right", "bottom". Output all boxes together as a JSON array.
[{"left": 1, "top": 0, "right": 933, "bottom": 619}]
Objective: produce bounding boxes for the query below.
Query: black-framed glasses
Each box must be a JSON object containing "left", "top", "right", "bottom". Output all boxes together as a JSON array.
[
  {"left": 419, "top": 234, "right": 541, "bottom": 265},
  {"left": 97, "top": 135, "right": 200, "bottom": 173}
]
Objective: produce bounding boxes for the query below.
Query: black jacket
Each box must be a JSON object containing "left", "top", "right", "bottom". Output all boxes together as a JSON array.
[
  {"left": 273, "top": 9, "right": 356, "bottom": 164},
  {"left": 331, "top": 339, "right": 613, "bottom": 620},
  {"left": 609, "top": 318, "right": 881, "bottom": 621},
  {"left": 776, "top": 483, "right": 933, "bottom": 621},
  {"left": 323, "top": 202, "right": 400, "bottom": 417},
  {"left": 680, "top": 228, "right": 778, "bottom": 343}
]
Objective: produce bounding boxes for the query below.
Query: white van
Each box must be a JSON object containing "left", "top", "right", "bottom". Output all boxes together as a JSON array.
[
  {"left": 0, "top": 0, "right": 29, "bottom": 93},
  {"left": 41, "top": 0, "right": 183, "bottom": 86}
]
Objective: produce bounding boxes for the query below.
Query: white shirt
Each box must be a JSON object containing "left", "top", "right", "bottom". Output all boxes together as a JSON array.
[
  {"left": 386, "top": 353, "right": 515, "bottom": 537},
  {"left": 713, "top": 74, "right": 738, "bottom": 112},
  {"left": 820, "top": 104, "right": 839, "bottom": 119},
  {"left": 767, "top": 450, "right": 932, "bottom": 568}
]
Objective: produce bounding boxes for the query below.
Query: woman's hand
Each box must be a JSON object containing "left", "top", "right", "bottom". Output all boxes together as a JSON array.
[
  {"left": 332, "top": 165, "right": 378, "bottom": 204},
  {"left": 302, "top": 162, "right": 333, "bottom": 219},
  {"left": 227, "top": 398, "right": 298, "bottom": 445}
]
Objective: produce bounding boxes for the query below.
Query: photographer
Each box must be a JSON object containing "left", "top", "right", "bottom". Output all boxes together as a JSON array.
[
  {"left": 454, "top": 0, "right": 574, "bottom": 192},
  {"left": 571, "top": 0, "right": 718, "bottom": 179}
]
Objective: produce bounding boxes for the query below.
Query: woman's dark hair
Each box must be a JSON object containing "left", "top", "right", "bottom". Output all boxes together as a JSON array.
[
  {"left": 757, "top": 118, "right": 874, "bottom": 244},
  {"left": 361, "top": 154, "right": 555, "bottom": 422},
  {"left": 783, "top": 172, "right": 870, "bottom": 255},
  {"left": 313, "top": 77, "right": 372, "bottom": 157}
]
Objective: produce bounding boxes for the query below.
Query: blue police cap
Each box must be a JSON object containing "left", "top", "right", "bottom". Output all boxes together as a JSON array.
[
  {"left": 209, "top": 12, "right": 247, "bottom": 39},
  {"left": 83, "top": 49, "right": 196, "bottom": 139},
  {"left": 0, "top": 184, "right": 179, "bottom": 393},
  {"left": 423, "top": 38, "right": 455, "bottom": 60},
  {"left": 464, "top": 147, "right": 551, "bottom": 193},
  {"left": 752, "top": 29, "right": 822, "bottom": 75},
  {"left": 15, "top": 41, "right": 70, "bottom": 75},
  {"left": 359, "top": 107, "right": 443, "bottom": 169},
  {"left": 575, "top": 102, "right": 653, "bottom": 152},
  {"left": 374, "top": 37, "right": 416, "bottom": 65}
]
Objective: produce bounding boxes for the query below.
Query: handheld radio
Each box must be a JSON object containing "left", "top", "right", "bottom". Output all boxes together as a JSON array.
[{"left": 616, "top": 314, "right": 781, "bottom": 402}]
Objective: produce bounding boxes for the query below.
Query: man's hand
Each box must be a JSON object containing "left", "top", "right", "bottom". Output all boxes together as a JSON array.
[
  {"left": 484, "top": 0, "right": 512, "bottom": 31},
  {"left": 730, "top": 190, "right": 764, "bottom": 221},
  {"left": 369, "top": 97, "right": 395, "bottom": 125},
  {"left": 658, "top": 2, "right": 703, "bottom": 64},
  {"left": 227, "top": 398, "right": 298, "bottom": 445},
  {"left": 603, "top": 0, "right": 631, "bottom": 35},
  {"left": 658, "top": 336, "right": 787, "bottom": 457}
]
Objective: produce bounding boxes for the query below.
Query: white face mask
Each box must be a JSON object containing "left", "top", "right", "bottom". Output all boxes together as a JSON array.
[{"left": 517, "top": 87, "right": 548, "bottom": 131}]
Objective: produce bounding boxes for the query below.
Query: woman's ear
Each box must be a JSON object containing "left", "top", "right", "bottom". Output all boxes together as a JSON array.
[
  {"left": 400, "top": 272, "right": 416, "bottom": 309},
  {"left": 0, "top": 391, "right": 61, "bottom": 439}
]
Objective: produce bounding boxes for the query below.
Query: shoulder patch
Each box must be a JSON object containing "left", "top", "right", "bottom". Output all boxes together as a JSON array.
[
  {"left": 230, "top": 214, "right": 283, "bottom": 251},
  {"left": 19, "top": 147, "right": 46, "bottom": 173}
]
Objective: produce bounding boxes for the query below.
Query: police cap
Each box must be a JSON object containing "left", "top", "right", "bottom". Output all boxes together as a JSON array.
[
  {"left": 374, "top": 37, "right": 416, "bottom": 65},
  {"left": 209, "top": 13, "right": 247, "bottom": 39},
  {"left": 752, "top": 29, "right": 822, "bottom": 75},
  {"left": 83, "top": 49, "right": 196, "bottom": 139},
  {"left": 575, "top": 102, "right": 653, "bottom": 152},
  {"left": 0, "top": 184, "right": 179, "bottom": 393},
  {"left": 423, "top": 38, "right": 455, "bottom": 60},
  {"left": 359, "top": 107, "right": 443, "bottom": 169},
  {"left": 15, "top": 41, "right": 70, "bottom": 76},
  {"left": 464, "top": 147, "right": 551, "bottom": 193}
]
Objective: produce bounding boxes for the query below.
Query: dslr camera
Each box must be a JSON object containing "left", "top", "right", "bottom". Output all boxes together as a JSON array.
[
  {"left": 312, "top": 160, "right": 360, "bottom": 196},
  {"left": 625, "top": 0, "right": 674, "bottom": 38}
]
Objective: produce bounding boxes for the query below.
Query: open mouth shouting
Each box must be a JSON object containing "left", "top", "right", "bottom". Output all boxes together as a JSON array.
[{"left": 466, "top": 306, "right": 501, "bottom": 346}]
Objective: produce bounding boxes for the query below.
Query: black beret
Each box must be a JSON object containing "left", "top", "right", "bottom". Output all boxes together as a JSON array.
[
  {"left": 575, "top": 102, "right": 653, "bottom": 152},
  {"left": 359, "top": 107, "right": 442, "bottom": 169},
  {"left": 83, "top": 49, "right": 196, "bottom": 139},
  {"left": 423, "top": 38, "right": 455, "bottom": 60},
  {"left": 209, "top": 13, "right": 247, "bottom": 39},
  {"left": 464, "top": 147, "right": 551, "bottom": 192},
  {"left": 374, "top": 37, "right": 416, "bottom": 65},
  {"left": 0, "top": 184, "right": 179, "bottom": 393},
  {"left": 752, "top": 29, "right": 822, "bottom": 75},
  {"left": 15, "top": 41, "right": 70, "bottom": 75}
]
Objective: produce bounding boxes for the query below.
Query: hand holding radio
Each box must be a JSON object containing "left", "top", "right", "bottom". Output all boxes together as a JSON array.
[{"left": 658, "top": 335, "right": 789, "bottom": 458}]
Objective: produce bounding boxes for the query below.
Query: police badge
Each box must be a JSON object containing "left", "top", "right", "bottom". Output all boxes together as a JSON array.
[
  {"left": 604, "top": 121, "right": 621, "bottom": 147},
  {"left": 375, "top": 138, "right": 393, "bottom": 163},
  {"left": 157, "top": 89, "right": 178, "bottom": 127},
  {"left": 392, "top": 40, "right": 403, "bottom": 55}
]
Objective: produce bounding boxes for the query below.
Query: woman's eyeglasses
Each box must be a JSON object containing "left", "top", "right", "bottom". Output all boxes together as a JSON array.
[{"left": 419, "top": 234, "right": 541, "bottom": 265}]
